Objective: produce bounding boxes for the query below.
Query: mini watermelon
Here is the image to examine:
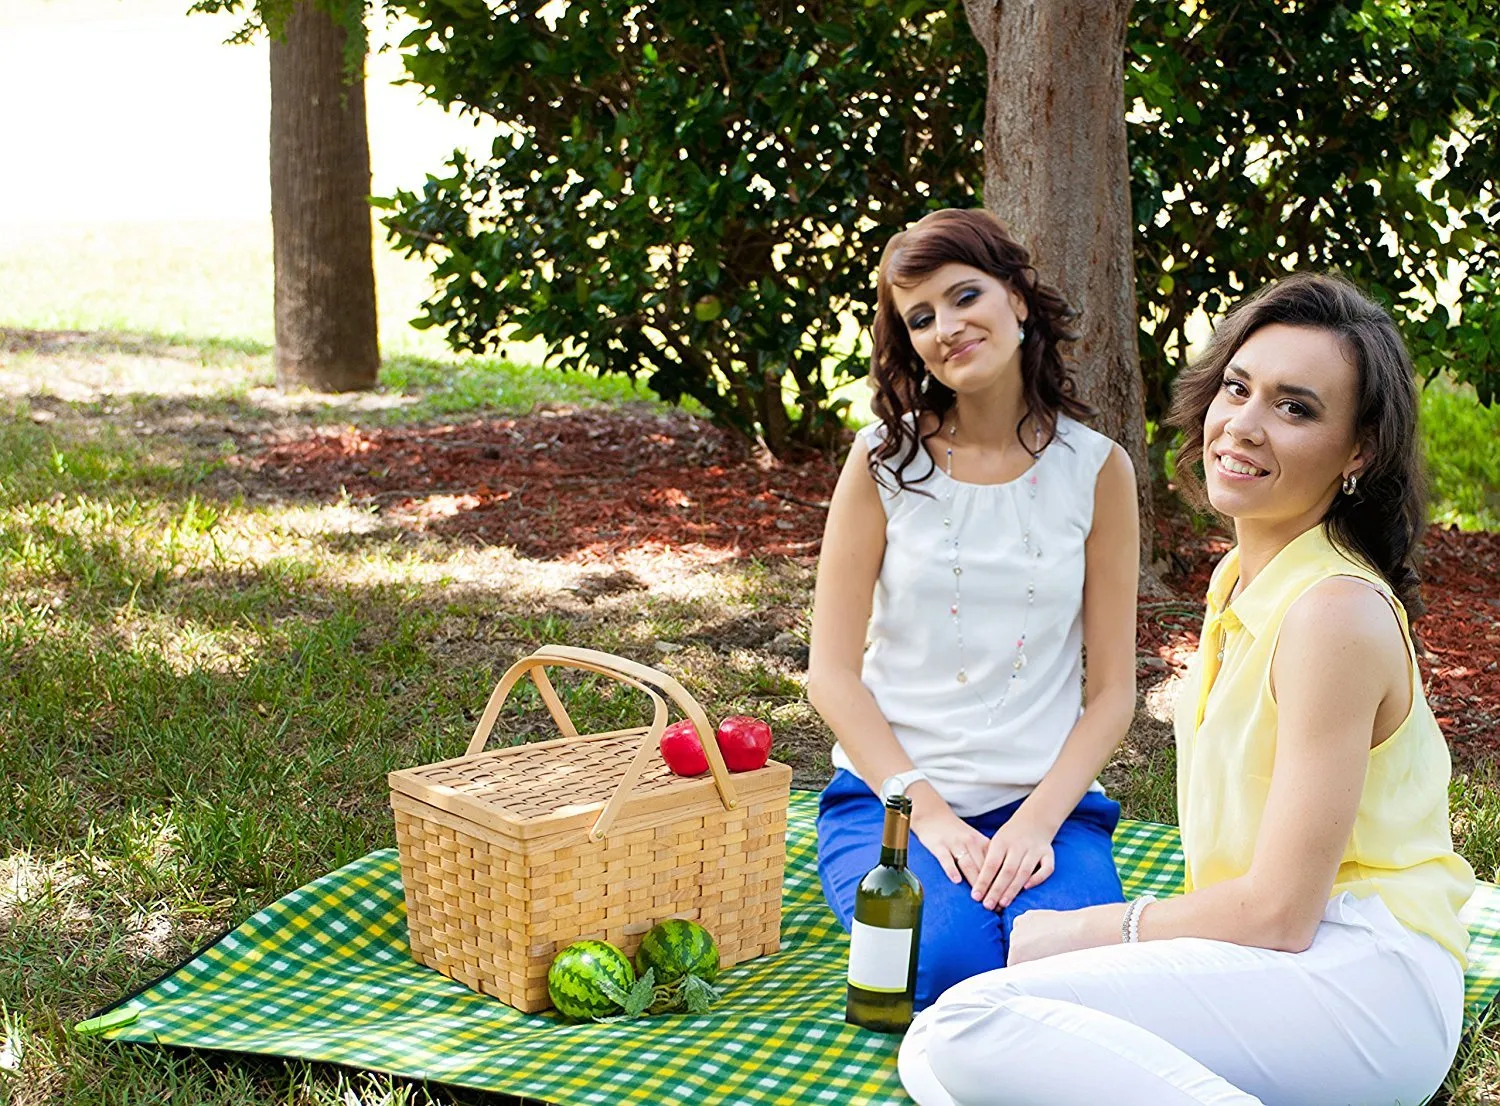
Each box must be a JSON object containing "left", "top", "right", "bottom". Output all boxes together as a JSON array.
[
  {"left": 547, "top": 940, "right": 635, "bottom": 1021},
  {"left": 635, "top": 919, "right": 720, "bottom": 985}
]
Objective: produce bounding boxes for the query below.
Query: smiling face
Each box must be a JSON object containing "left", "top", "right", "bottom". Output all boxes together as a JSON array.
[
  {"left": 1203, "top": 323, "right": 1367, "bottom": 532},
  {"left": 888, "top": 262, "right": 1029, "bottom": 397}
]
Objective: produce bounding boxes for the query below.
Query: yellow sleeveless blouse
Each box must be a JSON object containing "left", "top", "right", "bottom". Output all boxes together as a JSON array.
[{"left": 1174, "top": 524, "right": 1474, "bottom": 965}]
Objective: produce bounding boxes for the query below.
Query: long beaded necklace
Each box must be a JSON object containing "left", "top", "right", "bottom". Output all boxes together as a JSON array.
[{"left": 944, "top": 419, "right": 1044, "bottom": 725}]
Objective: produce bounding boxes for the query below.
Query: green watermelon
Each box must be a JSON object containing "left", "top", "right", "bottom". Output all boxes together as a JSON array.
[
  {"left": 547, "top": 940, "right": 635, "bottom": 1021},
  {"left": 635, "top": 919, "right": 720, "bottom": 985}
]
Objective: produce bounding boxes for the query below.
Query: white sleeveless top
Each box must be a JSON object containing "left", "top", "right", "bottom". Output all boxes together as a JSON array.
[{"left": 831, "top": 414, "right": 1114, "bottom": 816}]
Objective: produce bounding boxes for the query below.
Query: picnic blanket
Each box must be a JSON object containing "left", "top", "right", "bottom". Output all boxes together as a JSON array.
[{"left": 79, "top": 792, "right": 1500, "bottom": 1105}]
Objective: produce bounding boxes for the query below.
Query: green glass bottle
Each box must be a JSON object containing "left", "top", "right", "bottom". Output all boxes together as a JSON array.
[{"left": 845, "top": 794, "right": 924, "bottom": 1033}]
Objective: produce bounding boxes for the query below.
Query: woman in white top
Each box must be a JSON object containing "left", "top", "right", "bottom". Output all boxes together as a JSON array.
[{"left": 808, "top": 208, "right": 1140, "bottom": 1008}]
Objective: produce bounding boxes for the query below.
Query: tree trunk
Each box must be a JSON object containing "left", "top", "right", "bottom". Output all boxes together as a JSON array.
[
  {"left": 269, "top": 1, "right": 379, "bottom": 391},
  {"left": 752, "top": 354, "right": 792, "bottom": 459},
  {"left": 962, "top": 0, "right": 1158, "bottom": 580}
]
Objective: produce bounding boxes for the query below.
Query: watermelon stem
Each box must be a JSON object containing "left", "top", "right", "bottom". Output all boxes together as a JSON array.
[{"left": 645, "top": 973, "right": 724, "bottom": 1016}]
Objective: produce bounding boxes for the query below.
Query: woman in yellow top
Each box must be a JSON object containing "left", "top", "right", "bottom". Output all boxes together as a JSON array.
[{"left": 898, "top": 272, "right": 1476, "bottom": 1106}]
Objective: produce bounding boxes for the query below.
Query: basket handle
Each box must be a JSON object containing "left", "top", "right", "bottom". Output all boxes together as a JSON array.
[
  {"left": 466, "top": 646, "right": 740, "bottom": 840},
  {"left": 529, "top": 646, "right": 742, "bottom": 828}
]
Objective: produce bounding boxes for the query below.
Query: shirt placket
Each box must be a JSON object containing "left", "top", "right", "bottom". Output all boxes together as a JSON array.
[{"left": 1192, "top": 605, "right": 1242, "bottom": 734}]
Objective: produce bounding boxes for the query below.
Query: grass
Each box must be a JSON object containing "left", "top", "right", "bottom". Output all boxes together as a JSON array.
[
  {"left": 0, "top": 219, "right": 545, "bottom": 364},
  {"left": 0, "top": 349, "right": 827, "bottom": 1105},
  {"left": 1423, "top": 376, "right": 1500, "bottom": 531},
  {"left": 378, "top": 353, "right": 669, "bottom": 424}
]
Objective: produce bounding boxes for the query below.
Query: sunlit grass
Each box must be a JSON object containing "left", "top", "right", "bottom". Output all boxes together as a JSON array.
[
  {"left": 378, "top": 353, "right": 672, "bottom": 422},
  {"left": 1424, "top": 377, "right": 1500, "bottom": 531},
  {"left": 0, "top": 219, "right": 546, "bottom": 364}
]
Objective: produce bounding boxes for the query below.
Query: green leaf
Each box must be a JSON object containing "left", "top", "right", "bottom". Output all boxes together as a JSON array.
[
  {"left": 623, "top": 967, "right": 657, "bottom": 1018},
  {"left": 595, "top": 974, "right": 633, "bottom": 1009},
  {"left": 678, "top": 973, "right": 724, "bottom": 1015},
  {"left": 74, "top": 1007, "right": 140, "bottom": 1036}
]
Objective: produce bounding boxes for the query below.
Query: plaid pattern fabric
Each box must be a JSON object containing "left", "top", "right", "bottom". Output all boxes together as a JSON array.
[{"left": 83, "top": 793, "right": 1500, "bottom": 1105}]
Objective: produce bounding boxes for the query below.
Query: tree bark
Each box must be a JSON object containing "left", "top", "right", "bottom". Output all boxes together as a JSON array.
[
  {"left": 962, "top": 0, "right": 1157, "bottom": 577},
  {"left": 269, "top": 1, "right": 379, "bottom": 391}
]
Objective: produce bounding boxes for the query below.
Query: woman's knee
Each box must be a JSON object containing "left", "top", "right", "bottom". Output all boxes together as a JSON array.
[
  {"left": 915, "top": 928, "right": 1009, "bottom": 1009},
  {"left": 901, "top": 983, "right": 1026, "bottom": 1106},
  {"left": 920, "top": 993, "right": 1049, "bottom": 1103}
]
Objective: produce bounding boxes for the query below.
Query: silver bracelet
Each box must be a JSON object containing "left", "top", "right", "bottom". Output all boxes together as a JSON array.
[{"left": 1121, "top": 895, "right": 1157, "bottom": 944}]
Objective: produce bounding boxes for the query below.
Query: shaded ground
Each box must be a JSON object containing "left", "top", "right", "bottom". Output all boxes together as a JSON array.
[
  {"left": 235, "top": 409, "right": 836, "bottom": 560},
  {"left": 234, "top": 406, "right": 1500, "bottom": 764}
]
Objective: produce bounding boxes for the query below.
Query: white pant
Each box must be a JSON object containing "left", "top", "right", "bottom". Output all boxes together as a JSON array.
[{"left": 899, "top": 893, "right": 1464, "bottom": 1106}]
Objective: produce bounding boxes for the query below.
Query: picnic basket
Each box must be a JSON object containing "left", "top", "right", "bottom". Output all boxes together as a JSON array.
[{"left": 388, "top": 644, "right": 793, "bottom": 1013}]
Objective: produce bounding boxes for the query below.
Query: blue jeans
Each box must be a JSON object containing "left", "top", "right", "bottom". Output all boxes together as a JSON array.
[{"left": 817, "top": 769, "right": 1123, "bottom": 1010}]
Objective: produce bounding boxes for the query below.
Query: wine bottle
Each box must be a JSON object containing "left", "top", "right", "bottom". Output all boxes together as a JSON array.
[{"left": 846, "top": 794, "right": 923, "bottom": 1033}]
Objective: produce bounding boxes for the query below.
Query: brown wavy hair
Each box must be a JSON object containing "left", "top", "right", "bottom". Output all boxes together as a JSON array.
[
  {"left": 1166, "top": 272, "right": 1428, "bottom": 615},
  {"left": 869, "top": 208, "right": 1094, "bottom": 491}
]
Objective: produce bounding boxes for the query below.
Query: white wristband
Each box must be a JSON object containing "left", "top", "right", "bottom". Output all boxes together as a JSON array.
[
  {"left": 880, "top": 769, "right": 929, "bottom": 803},
  {"left": 1121, "top": 895, "right": 1157, "bottom": 944}
]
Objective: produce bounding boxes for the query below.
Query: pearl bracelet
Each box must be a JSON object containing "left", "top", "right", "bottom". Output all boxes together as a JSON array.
[{"left": 1120, "top": 895, "right": 1157, "bottom": 944}]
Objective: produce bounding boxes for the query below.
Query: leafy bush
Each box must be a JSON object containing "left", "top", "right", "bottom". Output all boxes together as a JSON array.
[
  {"left": 382, "top": 0, "right": 984, "bottom": 455},
  {"left": 1129, "top": 1, "right": 1500, "bottom": 411},
  {"left": 385, "top": 0, "right": 1498, "bottom": 449}
]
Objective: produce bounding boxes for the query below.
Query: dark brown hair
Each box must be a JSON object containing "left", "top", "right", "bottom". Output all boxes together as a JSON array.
[
  {"left": 869, "top": 208, "right": 1094, "bottom": 491},
  {"left": 1167, "top": 272, "right": 1427, "bottom": 615}
]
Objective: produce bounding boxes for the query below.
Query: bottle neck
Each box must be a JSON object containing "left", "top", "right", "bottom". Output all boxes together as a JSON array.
[{"left": 879, "top": 804, "right": 910, "bottom": 869}]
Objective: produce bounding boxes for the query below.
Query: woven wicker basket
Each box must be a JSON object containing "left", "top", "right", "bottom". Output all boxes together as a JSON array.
[{"left": 389, "top": 644, "right": 792, "bottom": 1012}]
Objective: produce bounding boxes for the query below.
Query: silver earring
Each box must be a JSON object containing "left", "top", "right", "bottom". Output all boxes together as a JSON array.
[
  {"left": 1017, "top": 324, "right": 1027, "bottom": 343},
  {"left": 921, "top": 371, "right": 931, "bottom": 395},
  {"left": 1342, "top": 473, "right": 1359, "bottom": 495}
]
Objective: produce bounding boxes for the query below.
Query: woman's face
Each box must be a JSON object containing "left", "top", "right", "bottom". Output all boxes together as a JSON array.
[
  {"left": 1203, "top": 323, "right": 1366, "bottom": 529},
  {"left": 889, "top": 263, "right": 1028, "bottom": 397}
]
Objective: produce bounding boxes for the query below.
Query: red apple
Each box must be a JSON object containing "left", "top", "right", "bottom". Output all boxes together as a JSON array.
[
  {"left": 715, "top": 715, "right": 773, "bottom": 772},
  {"left": 659, "top": 719, "right": 710, "bottom": 777}
]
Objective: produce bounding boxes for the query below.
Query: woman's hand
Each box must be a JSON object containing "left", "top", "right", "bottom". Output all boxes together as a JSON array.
[
  {"left": 971, "top": 813, "right": 1056, "bottom": 910},
  {"left": 1008, "top": 904, "right": 1123, "bottom": 965},
  {"left": 909, "top": 795, "right": 991, "bottom": 886}
]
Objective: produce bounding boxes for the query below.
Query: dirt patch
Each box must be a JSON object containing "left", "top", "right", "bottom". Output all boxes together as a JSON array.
[
  {"left": 1421, "top": 528, "right": 1500, "bottom": 755},
  {"left": 1137, "top": 507, "right": 1500, "bottom": 763},
  {"left": 234, "top": 407, "right": 841, "bottom": 561},
  {"left": 228, "top": 409, "right": 1498, "bottom": 759}
]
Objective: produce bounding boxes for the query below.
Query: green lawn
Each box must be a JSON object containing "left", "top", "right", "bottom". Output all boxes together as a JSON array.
[
  {"left": 0, "top": 345, "right": 825, "bottom": 1106},
  {"left": 1423, "top": 375, "right": 1500, "bottom": 531}
]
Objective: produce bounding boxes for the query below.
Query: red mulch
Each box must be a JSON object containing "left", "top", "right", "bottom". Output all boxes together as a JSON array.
[
  {"left": 234, "top": 406, "right": 1499, "bottom": 754},
  {"left": 1419, "top": 528, "right": 1500, "bottom": 751},
  {"left": 1136, "top": 509, "right": 1500, "bottom": 755},
  {"left": 236, "top": 408, "right": 838, "bottom": 560}
]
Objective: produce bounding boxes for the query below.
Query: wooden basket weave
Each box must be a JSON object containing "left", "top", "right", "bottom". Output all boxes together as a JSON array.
[{"left": 389, "top": 644, "right": 792, "bottom": 1012}]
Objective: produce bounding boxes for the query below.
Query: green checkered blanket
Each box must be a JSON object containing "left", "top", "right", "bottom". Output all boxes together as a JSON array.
[{"left": 80, "top": 792, "right": 1500, "bottom": 1105}]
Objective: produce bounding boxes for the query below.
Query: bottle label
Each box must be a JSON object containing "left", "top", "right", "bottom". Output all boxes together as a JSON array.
[{"left": 848, "top": 920, "right": 914, "bottom": 993}]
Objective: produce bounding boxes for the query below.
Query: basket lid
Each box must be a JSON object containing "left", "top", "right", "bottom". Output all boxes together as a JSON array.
[{"left": 389, "top": 727, "right": 790, "bottom": 843}]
